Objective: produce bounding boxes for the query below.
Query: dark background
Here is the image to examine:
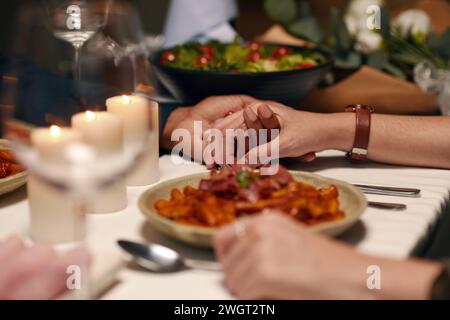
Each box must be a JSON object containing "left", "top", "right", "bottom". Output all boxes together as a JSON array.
[{"left": 2, "top": 0, "right": 442, "bottom": 56}]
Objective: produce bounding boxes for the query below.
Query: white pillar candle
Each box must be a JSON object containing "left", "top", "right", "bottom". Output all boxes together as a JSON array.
[
  {"left": 29, "top": 126, "right": 82, "bottom": 244},
  {"left": 106, "top": 95, "right": 160, "bottom": 186},
  {"left": 28, "top": 176, "right": 83, "bottom": 244},
  {"left": 71, "top": 111, "right": 123, "bottom": 156},
  {"left": 106, "top": 95, "right": 149, "bottom": 145},
  {"left": 71, "top": 111, "right": 127, "bottom": 213},
  {"left": 31, "top": 125, "right": 81, "bottom": 162}
]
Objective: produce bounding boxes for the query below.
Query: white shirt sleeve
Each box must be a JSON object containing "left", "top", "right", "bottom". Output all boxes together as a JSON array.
[{"left": 163, "top": 0, "right": 238, "bottom": 48}]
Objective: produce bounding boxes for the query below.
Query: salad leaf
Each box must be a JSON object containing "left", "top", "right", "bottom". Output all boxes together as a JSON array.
[
  {"left": 161, "top": 41, "right": 326, "bottom": 73},
  {"left": 276, "top": 54, "right": 304, "bottom": 70},
  {"left": 236, "top": 171, "right": 251, "bottom": 189}
]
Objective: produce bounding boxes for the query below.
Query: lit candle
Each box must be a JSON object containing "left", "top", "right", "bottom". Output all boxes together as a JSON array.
[
  {"left": 71, "top": 111, "right": 127, "bottom": 213},
  {"left": 31, "top": 125, "right": 81, "bottom": 162},
  {"left": 106, "top": 95, "right": 160, "bottom": 186},
  {"left": 29, "top": 126, "right": 82, "bottom": 244},
  {"left": 106, "top": 95, "right": 150, "bottom": 145},
  {"left": 71, "top": 111, "right": 123, "bottom": 156}
]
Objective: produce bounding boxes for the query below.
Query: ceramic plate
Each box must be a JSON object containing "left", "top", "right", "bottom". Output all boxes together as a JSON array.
[{"left": 139, "top": 171, "right": 367, "bottom": 248}]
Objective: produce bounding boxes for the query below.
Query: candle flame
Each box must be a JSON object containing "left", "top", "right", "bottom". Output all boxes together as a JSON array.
[
  {"left": 85, "top": 111, "right": 96, "bottom": 121},
  {"left": 50, "top": 125, "right": 61, "bottom": 138},
  {"left": 121, "top": 95, "right": 132, "bottom": 104}
]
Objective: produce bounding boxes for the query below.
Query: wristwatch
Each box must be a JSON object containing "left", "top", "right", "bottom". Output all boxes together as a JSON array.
[
  {"left": 345, "top": 105, "right": 374, "bottom": 161},
  {"left": 431, "top": 260, "right": 450, "bottom": 300}
]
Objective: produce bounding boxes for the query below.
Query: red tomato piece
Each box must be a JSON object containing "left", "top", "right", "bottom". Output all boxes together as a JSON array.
[
  {"left": 199, "top": 45, "right": 214, "bottom": 57},
  {"left": 248, "top": 51, "right": 261, "bottom": 62},
  {"left": 197, "top": 55, "right": 212, "bottom": 66},
  {"left": 298, "top": 62, "right": 317, "bottom": 70},
  {"left": 247, "top": 41, "right": 262, "bottom": 52},
  {"left": 272, "top": 47, "right": 291, "bottom": 59},
  {"left": 161, "top": 51, "right": 176, "bottom": 63}
]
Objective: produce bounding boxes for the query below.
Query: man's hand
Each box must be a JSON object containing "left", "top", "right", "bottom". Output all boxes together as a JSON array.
[{"left": 162, "top": 95, "right": 256, "bottom": 162}]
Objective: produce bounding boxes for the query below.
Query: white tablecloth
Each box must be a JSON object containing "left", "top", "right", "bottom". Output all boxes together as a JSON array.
[{"left": 0, "top": 150, "right": 449, "bottom": 299}]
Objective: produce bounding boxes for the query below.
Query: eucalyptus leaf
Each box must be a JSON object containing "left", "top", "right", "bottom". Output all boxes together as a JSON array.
[
  {"left": 383, "top": 63, "right": 406, "bottom": 80},
  {"left": 428, "top": 28, "right": 450, "bottom": 61},
  {"left": 379, "top": 6, "right": 390, "bottom": 39},
  {"left": 298, "top": 0, "right": 312, "bottom": 18},
  {"left": 330, "top": 7, "right": 352, "bottom": 52},
  {"left": 288, "top": 17, "right": 323, "bottom": 43},
  {"left": 264, "top": 0, "right": 298, "bottom": 24},
  {"left": 390, "top": 52, "right": 422, "bottom": 66},
  {"left": 322, "top": 72, "right": 335, "bottom": 86},
  {"left": 367, "top": 51, "right": 388, "bottom": 69},
  {"left": 335, "top": 52, "right": 362, "bottom": 69}
]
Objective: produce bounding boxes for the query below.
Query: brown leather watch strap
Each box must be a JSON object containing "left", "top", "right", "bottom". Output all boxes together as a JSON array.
[{"left": 345, "top": 105, "right": 374, "bottom": 161}]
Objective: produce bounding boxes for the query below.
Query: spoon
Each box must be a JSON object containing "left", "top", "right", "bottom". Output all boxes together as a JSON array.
[{"left": 117, "top": 240, "right": 221, "bottom": 272}]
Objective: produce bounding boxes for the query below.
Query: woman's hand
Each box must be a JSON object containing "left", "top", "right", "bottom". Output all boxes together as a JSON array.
[
  {"left": 234, "top": 102, "right": 354, "bottom": 162},
  {"left": 213, "top": 211, "right": 442, "bottom": 300},
  {"left": 242, "top": 103, "right": 316, "bottom": 162},
  {"left": 0, "top": 236, "right": 88, "bottom": 300}
]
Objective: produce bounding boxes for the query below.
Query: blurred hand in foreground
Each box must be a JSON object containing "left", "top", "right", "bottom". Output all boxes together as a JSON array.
[
  {"left": 214, "top": 211, "right": 442, "bottom": 299},
  {"left": 0, "top": 236, "right": 88, "bottom": 300}
]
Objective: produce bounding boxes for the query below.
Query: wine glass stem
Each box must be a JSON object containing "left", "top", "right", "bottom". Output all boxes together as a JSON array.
[{"left": 73, "top": 45, "right": 82, "bottom": 81}]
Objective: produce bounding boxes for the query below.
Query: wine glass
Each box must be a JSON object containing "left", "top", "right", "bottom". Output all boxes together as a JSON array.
[
  {"left": 83, "top": 0, "right": 165, "bottom": 93},
  {"left": 1, "top": 0, "right": 160, "bottom": 299},
  {"left": 45, "top": 0, "right": 113, "bottom": 80}
]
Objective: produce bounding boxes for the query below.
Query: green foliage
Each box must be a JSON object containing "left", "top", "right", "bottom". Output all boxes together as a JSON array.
[
  {"left": 428, "top": 28, "right": 450, "bottom": 61},
  {"left": 335, "top": 52, "right": 362, "bottom": 69},
  {"left": 264, "top": 0, "right": 298, "bottom": 24},
  {"left": 288, "top": 17, "right": 323, "bottom": 43},
  {"left": 366, "top": 51, "right": 388, "bottom": 69},
  {"left": 379, "top": 6, "right": 391, "bottom": 39},
  {"left": 263, "top": 0, "right": 449, "bottom": 84},
  {"left": 383, "top": 63, "right": 406, "bottom": 80},
  {"left": 330, "top": 7, "right": 352, "bottom": 52}
]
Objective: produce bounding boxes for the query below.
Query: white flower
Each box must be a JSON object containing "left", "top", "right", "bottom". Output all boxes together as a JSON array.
[
  {"left": 354, "top": 30, "right": 383, "bottom": 53},
  {"left": 344, "top": 15, "right": 359, "bottom": 36},
  {"left": 347, "top": 0, "right": 384, "bottom": 20},
  {"left": 344, "top": 0, "right": 384, "bottom": 53},
  {"left": 345, "top": 0, "right": 384, "bottom": 36},
  {"left": 394, "top": 9, "right": 432, "bottom": 37}
]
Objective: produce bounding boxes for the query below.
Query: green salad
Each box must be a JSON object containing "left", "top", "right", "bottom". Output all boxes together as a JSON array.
[{"left": 160, "top": 40, "right": 327, "bottom": 73}]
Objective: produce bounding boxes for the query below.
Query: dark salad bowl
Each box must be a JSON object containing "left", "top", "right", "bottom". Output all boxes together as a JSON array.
[{"left": 150, "top": 44, "right": 334, "bottom": 107}]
